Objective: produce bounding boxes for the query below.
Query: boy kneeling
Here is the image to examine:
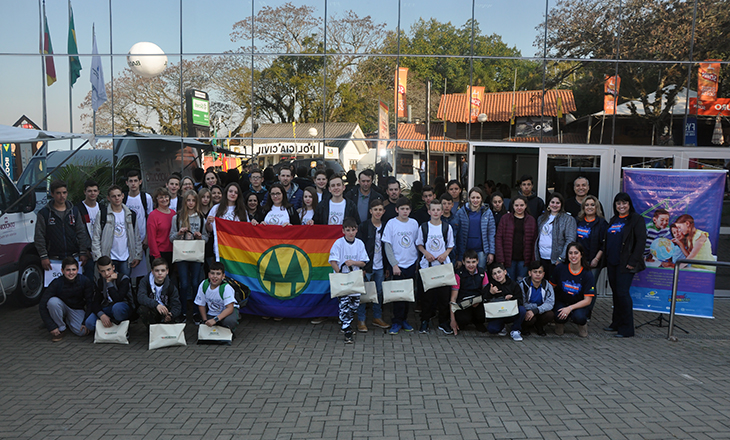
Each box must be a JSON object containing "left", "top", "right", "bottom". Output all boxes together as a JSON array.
[
  {"left": 85, "top": 256, "right": 134, "bottom": 332},
  {"left": 137, "top": 258, "right": 182, "bottom": 326},
  {"left": 194, "top": 262, "right": 239, "bottom": 335}
]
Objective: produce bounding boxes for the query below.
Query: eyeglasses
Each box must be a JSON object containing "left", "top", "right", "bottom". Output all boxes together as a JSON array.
[{"left": 270, "top": 192, "right": 283, "bottom": 196}]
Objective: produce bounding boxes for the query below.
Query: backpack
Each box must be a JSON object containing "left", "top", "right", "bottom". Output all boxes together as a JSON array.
[
  {"left": 99, "top": 205, "right": 136, "bottom": 232},
  {"left": 123, "top": 192, "right": 150, "bottom": 221},
  {"left": 202, "top": 277, "right": 250, "bottom": 308},
  {"left": 420, "top": 221, "right": 450, "bottom": 252}
]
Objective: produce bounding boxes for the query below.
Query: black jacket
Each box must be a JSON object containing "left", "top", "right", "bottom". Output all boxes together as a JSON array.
[
  {"left": 39, "top": 274, "right": 94, "bottom": 331},
  {"left": 606, "top": 212, "right": 647, "bottom": 274},
  {"left": 137, "top": 275, "right": 182, "bottom": 319},
  {"left": 34, "top": 201, "right": 89, "bottom": 260},
  {"left": 90, "top": 274, "right": 134, "bottom": 317},
  {"left": 345, "top": 186, "right": 384, "bottom": 220},
  {"left": 313, "top": 198, "right": 360, "bottom": 225},
  {"left": 357, "top": 219, "right": 386, "bottom": 273},
  {"left": 485, "top": 277, "right": 522, "bottom": 306},
  {"left": 455, "top": 266, "right": 487, "bottom": 301}
]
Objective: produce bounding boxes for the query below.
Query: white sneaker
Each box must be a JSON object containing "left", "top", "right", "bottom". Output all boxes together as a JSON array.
[
  {"left": 510, "top": 330, "right": 523, "bottom": 341},
  {"left": 498, "top": 328, "right": 507, "bottom": 336}
]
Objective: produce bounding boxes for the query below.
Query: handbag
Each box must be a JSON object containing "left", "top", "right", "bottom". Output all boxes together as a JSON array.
[
  {"left": 382, "top": 279, "right": 415, "bottom": 304},
  {"left": 93, "top": 320, "right": 129, "bottom": 345},
  {"left": 450, "top": 295, "right": 482, "bottom": 314},
  {"left": 329, "top": 266, "right": 365, "bottom": 298},
  {"left": 172, "top": 240, "right": 205, "bottom": 263},
  {"left": 483, "top": 299, "right": 519, "bottom": 319},
  {"left": 360, "top": 281, "right": 378, "bottom": 304},
  {"left": 419, "top": 262, "right": 456, "bottom": 291},
  {"left": 197, "top": 324, "right": 233, "bottom": 345},
  {"left": 148, "top": 323, "right": 187, "bottom": 350}
]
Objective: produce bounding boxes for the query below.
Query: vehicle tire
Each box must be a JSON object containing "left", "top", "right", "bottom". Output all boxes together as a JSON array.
[{"left": 13, "top": 256, "right": 44, "bottom": 307}]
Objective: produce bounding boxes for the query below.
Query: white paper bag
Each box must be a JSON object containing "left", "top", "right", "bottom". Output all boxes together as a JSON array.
[
  {"left": 419, "top": 263, "right": 457, "bottom": 291},
  {"left": 360, "top": 281, "right": 378, "bottom": 304},
  {"left": 329, "top": 271, "right": 366, "bottom": 298},
  {"left": 148, "top": 323, "right": 187, "bottom": 350},
  {"left": 172, "top": 240, "right": 205, "bottom": 263},
  {"left": 197, "top": 324, "right": 233, "bottom": 343},
  {"left": 484, "top": 299, "right": 519, "bottom": 319},
  {"left": 94, "top": 320, "right": 129, "bottom": 345},
  {"left": 382, "top": 279, "right": 415, "bottom": 304}
]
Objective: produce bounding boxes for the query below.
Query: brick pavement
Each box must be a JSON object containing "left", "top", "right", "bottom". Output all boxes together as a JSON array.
[{"left": 1, "top": 298, "right": 729, "bottom": 440}]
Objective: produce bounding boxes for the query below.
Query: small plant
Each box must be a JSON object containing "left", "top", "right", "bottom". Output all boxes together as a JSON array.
[{"left": 52, "top": 157, "right": 113, "bottom": 205}]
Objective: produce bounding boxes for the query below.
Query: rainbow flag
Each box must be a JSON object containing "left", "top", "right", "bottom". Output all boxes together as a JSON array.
[{"left": 216, "top": 219, "right": 343, "bottom": 318}]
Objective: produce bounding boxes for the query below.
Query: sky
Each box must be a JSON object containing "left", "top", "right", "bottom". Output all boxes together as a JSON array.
[{"left": 0, "top": 0, "right": 548, "bottom": 134}]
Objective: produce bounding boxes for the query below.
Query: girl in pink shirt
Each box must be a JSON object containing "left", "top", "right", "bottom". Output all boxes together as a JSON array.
[{"left": 147, "top": 187, "right": 176, "bottom": 266}]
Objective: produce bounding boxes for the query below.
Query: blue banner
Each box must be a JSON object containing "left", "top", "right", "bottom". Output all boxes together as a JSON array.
[{"left": 624, "top": 169, "right": 725, "bottom": 318}]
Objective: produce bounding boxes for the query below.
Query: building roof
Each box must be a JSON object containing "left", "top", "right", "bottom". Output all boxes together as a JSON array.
[
  {"left": 437, "top": 89, "right": 576, "bottom": 123},
  {"left": 506, "top": 133, "right": 586, "bottom": 144},
  {"left": 386, "top": 123, "right": 467, "bottom": 153}
]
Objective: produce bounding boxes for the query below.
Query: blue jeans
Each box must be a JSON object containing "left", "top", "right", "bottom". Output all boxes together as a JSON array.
[
  {"left": 507, "top": 261, "right": 527, "bottom": 283},
  {"left": 475, "top": 251, "right": 487, "bottom": 272},
  {"left": 357, "top": 269, "right": 384, "bottom": 321},
  {"left": 112, "top": 260, "right": 131, "bottom": 279},
  {"left": 177, "top": 261, "right": 203, "bottom": 316},
  {"left": 554, "top": 301, "right": 589, "bottom": 325},
  {"left": 487, "top": 305, "right": 526, "bottom": 333},
  {"left": 84, "top": 302, "right": 132, "bottom": 331}
]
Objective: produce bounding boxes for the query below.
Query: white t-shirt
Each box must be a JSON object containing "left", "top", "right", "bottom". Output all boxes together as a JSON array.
[
  {"left": 373, "top": 224, "right": 384, "bottom": 271},
  {"left": 317, "top": 192, "right": 323, "bottom": 202},
  {"left": 209, "top": 203, "right": 241, "bottom": 262},
  {"left": 264, "top": 206, "right": 290, "bottom": 225},
  {"left": 328, "top": 200, "right": 346, "bottom": 225},
  {"left": 170, "top": 197, "right": 178, "bottom": 212},
  {"left": 539, "top": 214, "right": 556, "bottom": 260},
  {"left": 415, "top": 221, "right": 455, "bottom": 269},
  {"left": 83, "top": 201, "right": 99, "bottom": 237},
  {"left": 382, "top": 217, "right": 419, "bottom": 268},
  {"left": 125, "top": 193, "right": 153, "bottom": 240},
  {"left": 300, "top": 208, "right": 314, "bottom": 224},
  {"left": 110, "top": 210, "right": 129, "bottom": 261},
  {"left": 329, "top": 237, "right": 369, "bottom": 297},
  {"left": 149, "top": 273, "right": 165, "bottom": 305},
  {"left": 194, "top": 281, "right": 237, "bottom": 316}
]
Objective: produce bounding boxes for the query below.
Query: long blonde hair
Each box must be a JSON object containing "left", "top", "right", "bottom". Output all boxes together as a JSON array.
[
  {"left": 577, "top": 195, "right": 604, "bottom": 220},
  {"left": 178, "top": 190, "right": 203, "bottom": 231}
]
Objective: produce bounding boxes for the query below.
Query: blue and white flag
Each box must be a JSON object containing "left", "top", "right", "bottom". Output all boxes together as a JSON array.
[{"left": 90, "top": 24, "right": 107, "bottom": 112}]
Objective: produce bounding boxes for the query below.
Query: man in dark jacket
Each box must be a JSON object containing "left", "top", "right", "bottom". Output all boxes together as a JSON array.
[
  {"left": 518, "top": 175, "right": 545, "bottom": 220},
  {"left": 84, "top": 256, "right": 134, "bottom": 332},
  {"left": 345, "top": 169, "right": 383, "bottom": 222},
  {"left": 313, "top": 175, "right": 360, "bottom": 225},
  {"left": 39, "top": 257, "right": 94, "bottom": 342},
  {"left": 35, "top": 180, "right": 90, "bottom": 272},
  {"left": 137, "top": 258, "right": 182, "bottom": 326}
]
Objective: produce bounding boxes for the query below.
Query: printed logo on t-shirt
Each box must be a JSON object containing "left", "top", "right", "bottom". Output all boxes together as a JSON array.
[
  {"left": 428, "top": 235, "right": 444, "bottom": 252},
  {"left": 329, "top": 212, "right": 341, "bottom": 225},
  {"left": 608, "top": 223, "right": 624, "bottom": 235},
  {"left": 114, "top": 221, "right": 125, "bottom": 238},
  {"left": 398, "top": 232, "right": 412, "bottom": 248},
  {"left": 576, "top": 225, "right": 591, "bottom": 239},
  {"left": 562, "top": 280, "right": 581, "bottom": 296}
]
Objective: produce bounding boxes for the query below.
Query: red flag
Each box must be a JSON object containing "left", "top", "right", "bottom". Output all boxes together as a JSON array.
[
  {"left": 42, "top": 6, "right": 57, "bottom": 86},
  {"left": 468, "top": 86, "right": 485, "bottom": 123},
  {"left": 604, "top": 75, "right": 620, "bottom": 115},
  {"left": 395, "top": 67, "right": 408, "bottom": 118}
]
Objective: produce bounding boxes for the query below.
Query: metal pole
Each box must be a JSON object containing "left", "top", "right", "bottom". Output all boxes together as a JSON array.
[
  {"left": 610, "top": 0, "right": 623, "bottom": 145},
  {"left": 68, "top": 0, "right": 73, "bottom": 150},
  {"left": 667, "top": 263, "right": 680, "bottom": 341},
  {"left": 40, "top": 0, "right": 48, "bottom": 131},
  {"left": 425, "top": 79, "right": 431, "bottom": 184},
  {"left": 682, "top": 0, "right": 699, "bottom": 147}
]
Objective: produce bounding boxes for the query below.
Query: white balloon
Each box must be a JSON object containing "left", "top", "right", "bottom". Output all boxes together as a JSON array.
[{"left": 127, "top": 42, "right": 168, "bottom": 78}]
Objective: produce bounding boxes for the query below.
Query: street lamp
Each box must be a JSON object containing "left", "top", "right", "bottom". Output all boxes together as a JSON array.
[
  {"left": 477, "top": 113, "right": 488, "bottom": 141},
  {"left": 308, "top": 127, "right": 318, "bottom": 137}
]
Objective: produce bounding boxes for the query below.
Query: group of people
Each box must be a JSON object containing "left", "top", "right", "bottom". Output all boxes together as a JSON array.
[{"left": 34, "top": 164, "right": 647, "bottom": 344}]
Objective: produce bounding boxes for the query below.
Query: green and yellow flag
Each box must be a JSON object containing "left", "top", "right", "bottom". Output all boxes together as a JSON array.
[{"left": 67, "top": 1, "right": 82, "bottom": 86}]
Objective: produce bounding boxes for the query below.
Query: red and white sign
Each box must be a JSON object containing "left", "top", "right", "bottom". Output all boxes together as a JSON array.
[
  {"left": 395, "top": 67, "right": 408, "bottom": 118},
  {"left": 377, "top": 101, "right": 389, "bottom": 156},
  {"left": 469, "top": 86, "right": 485, "bottom": 123},
  {"left": 690, "top": 98, "right": 730, "bottom": 117},
  {"left": 698, "top": 61, "right": 721, "bottom": 102}
]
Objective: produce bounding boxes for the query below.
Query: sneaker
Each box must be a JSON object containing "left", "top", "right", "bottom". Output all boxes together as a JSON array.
[
  {"left": 419, "top": 321, "right": 429, "bottom": 334},
  {"left": 310, "top": 317, "right": 327, "bottom": 325},
  {"left": 372, "top": 318, "right": 390, "bottom": 329},
  {"left": 401, "top": 321, "right": 414, "bottom": 332},
  {"left": 388, "top": 323, "right": 401, "bottom": 335},
  {"left": 261, "top": 316, "right": 271, "bottom": 320},
  {"left": 51, "top": 331, "right": 65, "bottom": 342},
  {"left": 438, "top": 324, "right": 454, "bottom": 335},
  {"left": 474, "top": 323, "right": 488, "bottom": 333},
  {"left": 273, "top": 317, "right": 284, "bottom": 322},
  {"left": 510, "top": 330, "right": 523, "bottom": 342},
  {"left": 344, "top": 331, "right": 354, "bottom": 344},
  {"left": 357, "top": 321, "right": 368, "bottom": 333},
  {"left": 498, "top": 328, "right": 508, "bottom": 337}
]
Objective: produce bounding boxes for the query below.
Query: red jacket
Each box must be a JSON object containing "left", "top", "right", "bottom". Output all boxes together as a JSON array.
[{"left": 495, "top": 213, "right": 537, "bottom": 264}]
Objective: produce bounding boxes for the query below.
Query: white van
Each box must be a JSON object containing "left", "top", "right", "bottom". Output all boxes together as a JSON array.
[{"left": 0, "top": 165, "right": 42, "bottom": 306}]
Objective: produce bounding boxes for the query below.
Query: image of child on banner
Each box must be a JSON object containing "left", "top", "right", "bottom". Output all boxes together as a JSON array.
[
  {"left": 675, "top": 214, "right": 715, "bottom": 272},
  {"left": 644, "top": 209, "right": 670, "bottom": 262},
  {"left": 657, "top": 223, "right": 688, "bottom": 268}
]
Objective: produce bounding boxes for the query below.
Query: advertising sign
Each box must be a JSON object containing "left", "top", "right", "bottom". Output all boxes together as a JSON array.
[
  {"left": 684, "top": 116, "right": 697, "bottom": 146},
  {"left": 395, "top": 67, "right": 408, "bottom": 118},
  {"left": 1, "top": 144, "right": 12, "bottom": 179},
  {"left": 698, "top": 61, "right": 721, "bottom": 102},
  {"left": 253, "top": 142, "right": 324, "bottom": 157},
  {"left": 624, "top": 169, "right": 725, "bottom": 318},
  {"left": 191, "top": 97, "right": 209, "bottom": 126},
  {"left": 469, "top": 86, "right": 485, "bottom": 123},
  {"left": 689, "top": 98, "right": 730, "bottom": 117},
  {"left": 185, "top": 89, "right": 210, "bottom": 138},
  {"left": 604, "top": 75, "right": 621, "bottom": 115},
  {"left": 378, "top": 100, "right": 389, "bottom": 156}
]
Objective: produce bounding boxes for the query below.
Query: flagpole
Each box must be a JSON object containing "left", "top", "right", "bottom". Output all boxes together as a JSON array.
[
  {"left": 40, "top": 0, "right": 48, "bottom": 130},
  {"left": 68, "top": 0, "right": 73, "bottom": 149},
  {"left": 92, "top": 24, "right": 96, "bottom": 138}
]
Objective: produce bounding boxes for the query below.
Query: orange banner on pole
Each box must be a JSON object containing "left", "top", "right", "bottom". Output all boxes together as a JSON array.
[
  {"left": 395, "top": 67, "right": 408, "bottom": 118},
  {"left": 377, "top": 100, "right": 389, "bottom": 155},
  {"left": 698, "top": 61, "right": 721, "bottom": 102},
  {"left": 604, "top": 75, "right": 620, "bottom": 115},
  {"left": 690, "top": 98, "right": 730, "bottom": 117},
  {"left": 468, "top": 86, "right": 485, "bottom": 123}
]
